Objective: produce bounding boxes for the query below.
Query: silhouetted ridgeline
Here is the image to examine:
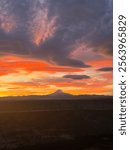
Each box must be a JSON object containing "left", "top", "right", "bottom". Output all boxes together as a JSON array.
[{"left": 0, "top": 94, "right": 112, "bottom": 112}]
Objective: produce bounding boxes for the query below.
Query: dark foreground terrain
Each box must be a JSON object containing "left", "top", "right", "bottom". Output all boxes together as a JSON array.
[{"left": 0, "top": 96, "right": 113, "bottom": 150}]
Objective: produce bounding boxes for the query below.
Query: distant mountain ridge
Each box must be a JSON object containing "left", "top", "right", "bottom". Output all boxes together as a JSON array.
[{"left": 0, "top": 89, "right": 112, "bottom": 101}]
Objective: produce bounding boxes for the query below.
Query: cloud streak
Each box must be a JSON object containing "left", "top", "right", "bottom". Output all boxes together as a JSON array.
[
  {"left": 97, "top": 67, "right": 113, "bottom": 72},
  {"left": 63, "top": 74, "right": 90, "bottom": 80},
  {"left": 0, "top": 56, "right": 83, "bottom": 78}
]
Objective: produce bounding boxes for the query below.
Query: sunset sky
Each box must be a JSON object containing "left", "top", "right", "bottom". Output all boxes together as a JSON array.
[{"left": 0, "top": 0, "right": 113, "bottom": 97}]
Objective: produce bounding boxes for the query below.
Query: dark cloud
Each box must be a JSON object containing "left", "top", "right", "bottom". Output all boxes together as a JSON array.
[
  {"left": 0, "top": 0, "right": 113, "bottom": 67},
  {"left": 97, "top": 67, "right": 113, "bottom": 72},
  {"left": 63, "top": 74, "right": 90, "bottom": 80},
  {"left": 46, "top": 0, "right": 113, "bottom": 55}
]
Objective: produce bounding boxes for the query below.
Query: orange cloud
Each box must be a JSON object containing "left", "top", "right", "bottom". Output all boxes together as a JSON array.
[
  {"left": 0, "top": 55, "right": 83, "bottom": 77},
  {"left": 30, "top": 8, "right": 57, "bottom": 46},
  {"left": 101, "top": 72, "right": 113, "bottom": 82},
  {"left": 88, "top": 58, "right": 113, "bottom": 68}
]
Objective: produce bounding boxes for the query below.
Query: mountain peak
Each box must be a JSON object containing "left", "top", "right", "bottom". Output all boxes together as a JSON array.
[
  {"left": 54, "top": 89, "right": 64, "bottom": 94},
  {"left": 51, "top": 90, "right": 66, "bottom": 95},
  {"left": 49, "top": 90, "right": 72, "bottom": 98}
]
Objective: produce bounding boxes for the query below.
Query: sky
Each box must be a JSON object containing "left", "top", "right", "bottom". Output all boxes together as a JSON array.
[{"left": 0, "top": 0, "right": 113, "bottom": 97}]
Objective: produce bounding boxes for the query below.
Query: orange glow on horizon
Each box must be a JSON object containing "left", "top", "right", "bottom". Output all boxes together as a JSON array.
[{"left": 0, "top": 55, "right": 113, "bottom": 97}]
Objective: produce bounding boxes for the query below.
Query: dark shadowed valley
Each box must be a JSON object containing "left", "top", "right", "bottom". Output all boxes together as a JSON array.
[{"left": 0, "top": 93, "right": 113, "bottom": 150}]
